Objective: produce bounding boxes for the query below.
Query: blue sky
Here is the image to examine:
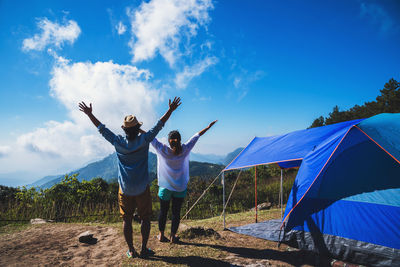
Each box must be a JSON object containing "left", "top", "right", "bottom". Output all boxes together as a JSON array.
[{"left": 0, "top": 0, "right": 399, "bottom": 186}]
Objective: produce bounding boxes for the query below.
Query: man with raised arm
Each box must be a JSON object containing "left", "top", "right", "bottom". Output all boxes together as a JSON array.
[{"left": 78, "top": 97, "right": 181, "bottom": 259}]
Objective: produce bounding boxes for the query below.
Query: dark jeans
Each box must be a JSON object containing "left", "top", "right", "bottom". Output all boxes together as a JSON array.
[{"left": 158, "top": 197, "right": 184, "bottom": 234}]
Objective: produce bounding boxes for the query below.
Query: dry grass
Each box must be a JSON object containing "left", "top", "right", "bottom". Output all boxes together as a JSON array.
[
  {"left": 0, "top": 209, "right": 331, "bottom": 267},
  {"left": 118, "top": 208, "right": 326, "bottom": 266},
  {"left": 0, "top": 222, "right": 31, "bottom": 235}
]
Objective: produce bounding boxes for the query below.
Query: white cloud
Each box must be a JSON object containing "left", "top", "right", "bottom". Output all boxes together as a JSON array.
[
  {"left": 17, "top": 120, "right": 88, "bottom": 158},
  {"left": 22, "top": 18, "right": 81, "bottom": 51},
  {"left": 197, "top": 96, "right": 211, "bottom": 101},
  {"left": 9, "top": 1, "right": 218, "bottom": 181},
  {"left": 0, "top": 146, "right": 11, "bottom": 158},
  {"left": 175, "top": 56, "right": 217, "bottom": 89},
  {"left": 233, "top": 77, "right": 241, "bottom": 88},
  {"left": 232, "top": 70, "right": 265, "bottom": 101},
  {"left": 116, "top": 21, "right": 127, "bottom": 35},
  {"left": 128, "top": 0, "right": 213, "bottom": 66},
  {"left": 360, "top": 2, "right": 398, "bottom": 34},
  {"left": 192, "top": 87, "right": 211, "bottom": 102},
  {"left": 11, "top": 57, "right": 162, "bottom": 177},
  {"left": 49, "top": 58, "right": 158, "bottom": 128}
]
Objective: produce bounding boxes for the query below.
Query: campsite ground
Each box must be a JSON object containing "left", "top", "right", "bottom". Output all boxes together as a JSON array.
[{"left": 0, "top": 209, "right": 334, "bottom": 267}]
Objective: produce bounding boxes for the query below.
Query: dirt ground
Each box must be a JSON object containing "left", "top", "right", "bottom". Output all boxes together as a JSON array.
[{"left": 0, "top": 221, "right": 340, "bottom": 267}]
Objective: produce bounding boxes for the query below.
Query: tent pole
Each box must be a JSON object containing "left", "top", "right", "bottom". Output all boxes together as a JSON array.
[
  {"left": 280, "top": 168, "right": 283, "bottom": 219},
  {"left": 222, "top": 171, "right": 226, "bottom": 229},
  {"left": 255, "top": 166, "right": 258, "bottom": 223}
]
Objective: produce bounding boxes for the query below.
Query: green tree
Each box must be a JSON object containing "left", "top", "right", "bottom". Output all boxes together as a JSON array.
[
  {"left": 310, "top": 78, "right": 400, "bottom": 128},
  {"left": 15, "top": 186, "right": 39, "bottom": 204},
  {"left": 0, "top": 185, "right": 19, "bottom": 202},
  {"left": 309, "top": 116, "right": 325, "bottom": 128},
  {"left": 376, "top": 78, "right": 400, "bottom": 113}
]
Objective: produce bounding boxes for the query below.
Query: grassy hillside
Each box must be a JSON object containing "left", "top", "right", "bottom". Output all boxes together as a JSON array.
[{"left": 0, "top": 164, "right": 296, "bottom": 225}]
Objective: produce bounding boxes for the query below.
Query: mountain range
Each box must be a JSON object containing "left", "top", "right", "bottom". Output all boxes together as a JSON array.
[{"left": 28, "top": 148, "right": 243, "bottom": 189}]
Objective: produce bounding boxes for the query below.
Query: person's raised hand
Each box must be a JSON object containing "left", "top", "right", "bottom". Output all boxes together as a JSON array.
[
  {"left": 79, "top": 102, "right": 93, "bottom": 115},
  {"left": 209, "top": 120, "right": 218, "bottom": 128},
  {"left": 169, "top": 97, "right": 181, "bottom": 111}
]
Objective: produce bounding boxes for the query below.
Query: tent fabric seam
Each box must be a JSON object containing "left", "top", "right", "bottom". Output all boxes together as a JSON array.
[
  {"left": 223, "top": 158, "right": 304, "bottom": 171},
  {"left": 354, "top": 125, "right": 400, "bottom": 165},
  {"left": 223, "top": 137, "right": 256, "bottom": 171},
  {"left": 281, "top": 125, "right": 356, "bottom": 227}
]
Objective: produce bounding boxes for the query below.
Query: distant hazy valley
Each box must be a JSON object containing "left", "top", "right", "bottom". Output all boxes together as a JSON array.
[{"left": 28, "top": 148, "right": 243, "bottom": 189}]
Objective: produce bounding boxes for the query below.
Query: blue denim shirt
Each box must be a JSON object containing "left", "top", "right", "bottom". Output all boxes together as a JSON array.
[{"left": 98, "top": 120, "right": 164, "bottom": 196}]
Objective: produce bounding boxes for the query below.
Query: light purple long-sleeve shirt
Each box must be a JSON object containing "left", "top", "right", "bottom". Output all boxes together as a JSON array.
[{"left": 151, "top": 133, "right": 200, "bottom": 192}]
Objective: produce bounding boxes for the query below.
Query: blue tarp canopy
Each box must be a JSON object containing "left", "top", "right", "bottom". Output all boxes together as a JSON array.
[
  {"left": 224, "top": 118, "right": 365, "bottom": 170},
  {"left": 224, "top": 113, "right": 400, "bottom": 266}
]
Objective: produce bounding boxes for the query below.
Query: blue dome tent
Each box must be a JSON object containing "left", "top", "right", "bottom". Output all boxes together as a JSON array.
[{"left": 222, "top": 113, "right": 400, "bottom": 266}]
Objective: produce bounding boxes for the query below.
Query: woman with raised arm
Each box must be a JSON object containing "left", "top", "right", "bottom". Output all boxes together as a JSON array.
[{"left": 151, "top": 120, "right": 217, "bottom": 243}]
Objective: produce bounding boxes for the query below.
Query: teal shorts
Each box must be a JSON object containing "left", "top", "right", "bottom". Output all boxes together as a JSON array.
[{"left": 158, "top": 187, "right": 187, "bottom": 201}]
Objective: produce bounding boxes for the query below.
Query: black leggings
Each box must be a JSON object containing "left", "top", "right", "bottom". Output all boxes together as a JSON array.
[{"left": 158, "top": 197, "right": 184, "bottom": 234}]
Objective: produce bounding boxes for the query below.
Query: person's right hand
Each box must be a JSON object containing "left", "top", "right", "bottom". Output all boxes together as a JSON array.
[
  {"left": 169, "top": 97, "right": 181, "bottom": 111},
  {"left": 209, "top": 120, "right": 218, "bottom": 128},
  {"left": 79, "top": 102, "right": 93, "bottom": 115}
]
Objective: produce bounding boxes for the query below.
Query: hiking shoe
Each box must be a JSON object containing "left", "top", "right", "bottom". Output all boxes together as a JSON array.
[
  {"left": 140, "top": 248, "right": 155, "bottom": 258},
  {"left": 126, "top": 250, "right": 138, "bottom": 259}
]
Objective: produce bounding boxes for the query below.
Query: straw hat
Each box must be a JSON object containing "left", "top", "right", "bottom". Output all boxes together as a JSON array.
[{"left": 122, "top": 115, "right": 142, "bottom": 128}]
